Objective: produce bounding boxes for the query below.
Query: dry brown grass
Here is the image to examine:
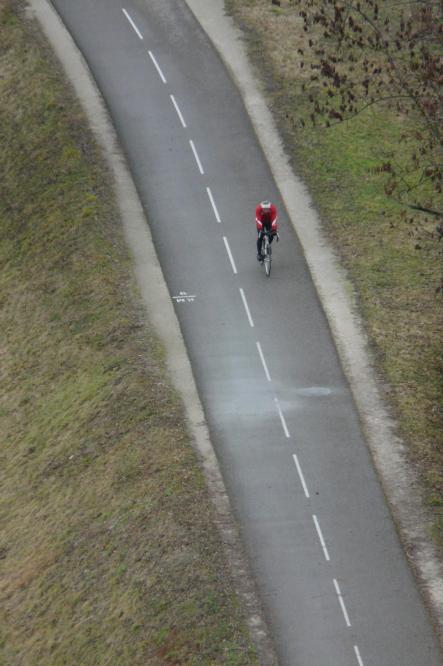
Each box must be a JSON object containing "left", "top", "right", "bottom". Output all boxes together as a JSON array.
[{"left": 0, "top": 2, "right": 258, "bottom": 663}]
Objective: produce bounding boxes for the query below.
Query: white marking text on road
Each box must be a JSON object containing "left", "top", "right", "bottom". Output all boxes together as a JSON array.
[
  {"left": 223, "top": 237, "right": 238, "bottom": 274},
  {"left": 172, "top": 292, "right": 196, "bottom": 303},
  {"left": 122, "top": 8, "right": 143, "bottom": 40},
  {"left": 148, "top": 51, "right": 167, "bottom": 83}
]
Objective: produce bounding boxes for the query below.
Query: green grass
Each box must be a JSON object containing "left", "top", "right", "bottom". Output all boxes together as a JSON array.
[
  {"left": 226, "top": 0, "right": 443, "bottom": 542},
  {"left": 0, "top": 1, "right": 258, "bottom": 663}
]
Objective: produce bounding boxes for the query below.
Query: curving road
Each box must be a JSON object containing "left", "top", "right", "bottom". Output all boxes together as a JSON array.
[{"left": 48, "top": 1, "right": 442, "bottom": 663}]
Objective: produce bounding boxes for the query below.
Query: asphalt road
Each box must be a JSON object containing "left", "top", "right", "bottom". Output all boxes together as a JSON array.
[{"left": 49, "top": 1, "right": 442, "bottom": 663}]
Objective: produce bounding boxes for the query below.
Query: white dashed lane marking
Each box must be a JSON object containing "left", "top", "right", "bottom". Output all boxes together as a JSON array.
[
  {"left": 313, "top": 514, "right": 330, "bottom": 562},
  {"left": 239, "top": 288, "right": 254, "bottom": 327},
  {"left": 207, "top": 187, "right": 221, "bottom": 223},
  {"left": 354, "top": 645, "right": 365, "bottom": 666},
  {"left": 275, "top": 397, "right": 290, "bottom": 438},
  {"left": 333, "top": 579, "right": 352, "bottom": 628},
  {"left": 122, "top": 8, "right": 143, "bottom": 40},
  {"left": 189, "top": 139, "right": 204, "bottom": 174},
  {"left": 292, "top": 453, "right": 310, "bottom": 497},
  {"left": 223, "top": 236, "right": 238, "bottom": 275},
  {"left": 170, "top": 94, "right": 187, "bottom": 128},
  {"left": 256, "top": 341, "right": 271, "bottom": 382},
  {"left": 148, "top": 50, "right": 167, "bottom": 83}
]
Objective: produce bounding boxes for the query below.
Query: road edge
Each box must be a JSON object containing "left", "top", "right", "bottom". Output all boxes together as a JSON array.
[
  {"left": 28, "top": 1, "right": 279, "bottom": 663},
  {"left": 182, "top": 0, "right": 443, "bottom": 640}
]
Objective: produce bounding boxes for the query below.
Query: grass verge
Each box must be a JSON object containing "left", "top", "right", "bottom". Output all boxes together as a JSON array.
[
  {"left": 225, "top": 0, "right": 443, "bottom": 543},
  {"left": 0, "top": 1, "right": 258, "bottom": 663}
]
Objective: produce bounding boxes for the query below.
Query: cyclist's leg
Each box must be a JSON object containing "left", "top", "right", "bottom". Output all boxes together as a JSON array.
[{"left": 257, "top": 232, "right": 264, "bottom": 260}]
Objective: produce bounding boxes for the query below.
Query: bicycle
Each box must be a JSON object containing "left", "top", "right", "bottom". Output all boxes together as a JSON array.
[
  {"left": 262, "top": 232, "right": 272, "bottom": 276},
  {"left": 260, "top": 231, "right": 278, "bottom": 277}
]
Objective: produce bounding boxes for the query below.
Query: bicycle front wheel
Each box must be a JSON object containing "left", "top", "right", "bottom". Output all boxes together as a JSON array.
[{"left": 263, "top": 238, "right": 272, "bottom": 277}]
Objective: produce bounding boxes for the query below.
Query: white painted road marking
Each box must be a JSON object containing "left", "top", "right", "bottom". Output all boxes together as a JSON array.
[
  {"left": 122, "top": 8, "right": 143, "bottom": 40},
  {"left": 354, "top": 645, "right": 365, "bottom": 666},
  {"left": 206, "top": 187, "right": 221, "bottom": 223},
  {"left": 172, "top": 291, "right": 196, "bottom": 303},
  {"left": 189, "top": 140, "right": 204, "bottom": 174},
  {"left": 313, "top": 514, "right": 330, "bottom": 561},
  {"left": 333, "top": 579, "right": 352, "bottom": 627},
  {"left": 292, "top": 453, "right": 310, "bottom": 497},
  {"left": 256, "top": 342, "right": 271, "bottom": 382},
  {"left": 148, "top": 50, "right": 167, "bottom": 83},
  {"left": 170, "top": 94, "right": 187, "bottom": 128},
  {"left": 239, "top": 288, "right": 254, "bottom": 327},
  {"left": 223, "top": 236, "right": 238, "bottom": 275},
  {"left": 275, "top": 397, "right": 290, "bottom": 438}
]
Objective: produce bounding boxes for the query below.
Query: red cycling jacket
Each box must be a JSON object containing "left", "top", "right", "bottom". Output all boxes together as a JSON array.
[{"left": 255, "top": 203, "right": 278, "bottom": 232}]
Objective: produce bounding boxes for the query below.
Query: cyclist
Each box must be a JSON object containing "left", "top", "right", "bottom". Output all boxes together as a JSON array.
[{"left": 256, "top": 200, "right": 279, "bottom": 262}]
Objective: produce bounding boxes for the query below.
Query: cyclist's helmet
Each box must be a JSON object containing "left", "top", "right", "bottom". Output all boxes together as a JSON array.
[{"left": 260, "top": 200, "right": 272, "bottom": 211}]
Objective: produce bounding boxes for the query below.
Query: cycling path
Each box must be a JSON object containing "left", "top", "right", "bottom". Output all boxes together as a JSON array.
[{"left": 43, "top": 1, "right": 442, "bottom": 663}]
